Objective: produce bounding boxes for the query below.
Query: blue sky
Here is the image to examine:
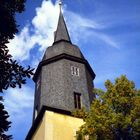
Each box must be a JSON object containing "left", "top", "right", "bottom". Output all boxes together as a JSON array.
[{"left": 2, "top": 0, "right": 140, "bottom": 139}]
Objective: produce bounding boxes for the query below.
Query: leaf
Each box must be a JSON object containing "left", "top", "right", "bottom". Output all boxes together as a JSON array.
[{"left": 77, "top": 75, "right": 140, "bottom": 140}]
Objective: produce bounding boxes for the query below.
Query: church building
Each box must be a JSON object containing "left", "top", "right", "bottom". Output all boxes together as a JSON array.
[{"left": 26, "top": 3, "right": 95, "bottom": 140}]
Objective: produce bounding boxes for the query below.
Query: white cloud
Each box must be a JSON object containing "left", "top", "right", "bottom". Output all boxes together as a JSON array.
[
  {"left": 65, "top": 11, "right": 119, "bottom": 48},
  {"left": 8, "top": 0, "right": 60, "bottom": 62},
  {"left": 7, "top": 26, "right": 35, "bottom": 61},
  {"left": 32, "top": 0, "right": 60, "bottom": 51},
  {"left": 66, "top": 11, "right": 105, "bottom": 30},
  {"left": 93, "top": 32, "right": 119, "bottom": 48},
  {"left": 4, "top": 85, "right": 34, "bottom": 120},
  {"left": 3, "top": 85, "right": 34, "bottom": 139},
  {"left": 7, "top": 0, "right": 118, "bottom": 62}
]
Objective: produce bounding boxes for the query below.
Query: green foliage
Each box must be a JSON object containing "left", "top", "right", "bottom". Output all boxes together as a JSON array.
[
  {"left": 0, "top": 96, "right": 12, "bottom": 140},
  {"left": 0, "top": 0, "right": 34, "bottom": 92},
  {"left": 0, "top": 1, "right": 34, "bottom": 139},
  {"left": 77, "top": 75, "right": 140, "bottom": 140},
  {"left": 72, "top": 107, "right": 88, "bottom": 120},
  {"left": 0, "top": 0, "right": 26, "bottom": 41}
]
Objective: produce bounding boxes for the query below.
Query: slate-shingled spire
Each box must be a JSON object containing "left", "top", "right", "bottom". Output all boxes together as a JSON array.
[
  {"left": 54, "top": 4, "right": 71, "bottom": 43},
  {"left": 32, "top": 0, "right": 96, "bottom": 123}
]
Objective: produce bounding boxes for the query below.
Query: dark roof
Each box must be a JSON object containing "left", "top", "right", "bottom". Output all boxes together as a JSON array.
[{"left": 54, "top": 10, "right": 71, "bottom": 43}]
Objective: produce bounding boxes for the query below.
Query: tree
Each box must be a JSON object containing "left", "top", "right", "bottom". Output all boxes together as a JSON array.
[
  {"left": 0, "top": 97, "right": 12, "bottom": 140},
  {"left": 0, "top": 1, "right": 34, "bottom": 139},
  {"left": 0, "top": 0, "right": 34, "bottom": 93},
  {"left": 76, "top": 75, "right": 140, "bottom": 140}
]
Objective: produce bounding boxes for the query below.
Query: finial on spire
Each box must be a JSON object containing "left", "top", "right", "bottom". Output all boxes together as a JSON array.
[{"left": 59, "top": 0, "right": 62, "bottom": 11}]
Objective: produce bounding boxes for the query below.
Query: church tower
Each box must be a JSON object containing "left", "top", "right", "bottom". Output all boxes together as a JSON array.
[{"left": 26, "top": 3, "right": 95, "bottom": 140}]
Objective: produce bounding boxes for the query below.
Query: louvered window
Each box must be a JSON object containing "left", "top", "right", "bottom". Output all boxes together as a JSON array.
[{"left": 71, "top": 66, "right": 79, "bottom": 76}]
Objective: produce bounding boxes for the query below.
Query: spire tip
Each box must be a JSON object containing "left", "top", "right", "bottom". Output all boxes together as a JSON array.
[{"left": 59, "top": 0, "right": 62, "bottom": 11}]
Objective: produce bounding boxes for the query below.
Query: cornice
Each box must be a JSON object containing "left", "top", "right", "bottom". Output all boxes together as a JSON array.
[{"left": 33, "top": 53, "right": 95, "bottom": 82}]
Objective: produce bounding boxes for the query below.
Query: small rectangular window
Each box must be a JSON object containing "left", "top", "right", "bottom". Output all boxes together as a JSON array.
[
  {"left": 75, "top": 67, "right": 79, "bottom": 76},
  {"left": 74, "top": 92, "right": 81, "bottom": 109},
  {"left": 71, "top": 66, "right": 79, "bottom": 76},
  {"left": 71, "top": 66, "right": 75, "bottom": 75}
]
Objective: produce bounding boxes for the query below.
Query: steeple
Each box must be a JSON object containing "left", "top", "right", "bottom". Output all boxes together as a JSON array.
[
  {"left": 26, "top": 2, "right": 96, "bottom": 139},
  {"left": 54, "top": 1, "right": 71, "bottom": 43},
  {"left": 32, "top": 0, "right": 95, "bottom": 122}
]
